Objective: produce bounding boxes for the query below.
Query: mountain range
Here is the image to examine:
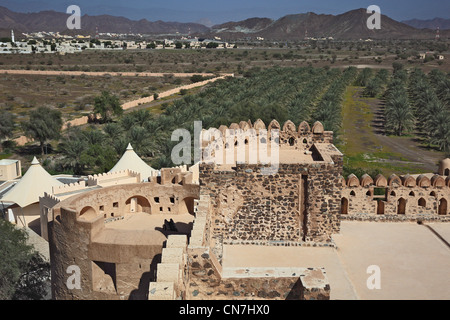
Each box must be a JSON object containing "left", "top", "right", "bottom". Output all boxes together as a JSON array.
[
  {"left": 402, "top": 17, "right": 450, "bottom": 30},
  {"left": 0, "top": 6, "right": 447, "bottom": 40},
  {"left": 0, "top": 6, "right": 209, "bottom": 36}
]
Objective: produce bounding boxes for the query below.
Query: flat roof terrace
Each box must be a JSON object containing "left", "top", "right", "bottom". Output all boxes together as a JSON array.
[
  {"left": 221, "top": 221, "right": 450, "bottom": 300},
  {"left": 89, "top": 213, "right": 195, "bottom": 263},
  {"left": 104, "top": 212, "right": 194, "bottom": 234},
  {"left": 206, "top": 142, "right": 342, "bottom": 170}
]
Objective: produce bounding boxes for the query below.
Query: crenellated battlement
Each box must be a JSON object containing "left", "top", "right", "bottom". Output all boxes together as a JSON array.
[
  {"left": 150, "top": 166, "right": 194, "bottom": 185},
  {"left": 87, "top": 169, "right": 141, "bottom": 187},
  {"left": 200, "top": 119, "right": 340, "bottom": 167},
  {"left": 340, "top": 171, "right": 450, "bottom": 220},
  {"left": 42, "top": 191, "right": 60, "bottom": 203},
  {"left": 342, "top": 173, "right": 450, "bottom": 189},
  {"left": 52, "top": 181, "right": 86, "bottom": 195},
  {"left": 200, "top": 119, "right": 333, "bottom": 151}
]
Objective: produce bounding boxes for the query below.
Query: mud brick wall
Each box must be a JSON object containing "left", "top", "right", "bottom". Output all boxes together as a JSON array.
[{"left": 200, "top": 158, "right": 342, "bottom": 253}]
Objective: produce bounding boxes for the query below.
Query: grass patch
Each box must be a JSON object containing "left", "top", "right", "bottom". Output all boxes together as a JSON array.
[
  {"left": 0, "top": 153, "right": 12, "bottom": 160},
  {"left": 338, "top": 86, "right": 428, "bottom": 176}
]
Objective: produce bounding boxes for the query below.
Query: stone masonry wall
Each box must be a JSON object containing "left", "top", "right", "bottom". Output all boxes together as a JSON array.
[
  {"left": 185, "top": 248, "right": 330, "bottom": 300},
  {"left": 200, "top": 159, "right": 342, "bottom": 258},
  {"left": 340, "top": 173, "right": 450, "bottom": 221}
]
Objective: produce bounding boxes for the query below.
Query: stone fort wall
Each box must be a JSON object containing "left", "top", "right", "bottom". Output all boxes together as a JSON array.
[
  {"left": 199, "top": 119, "right": 344, "bottom": 263},
  {"left": 49, "top": 170, "right": 199, "bottom": 300},
  {"left": 340, "top": 172, "right": 450, "bottom": 221}
]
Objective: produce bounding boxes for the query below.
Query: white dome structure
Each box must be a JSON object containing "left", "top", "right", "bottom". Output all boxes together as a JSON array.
[
  {"left": 2, "top": 157, "right": 63, "bottom": 208},
  {"left": 109, "top": 143, "right": 158, "bottom": 181}
]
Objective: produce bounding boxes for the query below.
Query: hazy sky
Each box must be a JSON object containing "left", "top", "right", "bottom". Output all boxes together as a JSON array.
[{"left": 3, "top": 0, "right": 450, "bottom": 24}]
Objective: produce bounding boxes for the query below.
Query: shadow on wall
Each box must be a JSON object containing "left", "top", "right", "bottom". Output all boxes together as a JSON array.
[
  {"left": 285, "top": 278, "right": 303, "bottom": 300},
  {"left": 128, "top": 253, "right": 162, "bottom": 300}
]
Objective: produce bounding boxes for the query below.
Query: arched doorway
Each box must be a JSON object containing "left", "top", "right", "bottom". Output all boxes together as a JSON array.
[
  {"left": 397, "top": 198, "right": 406, "bottom": 215},
  {"left": 125, "top": 196, "right": 151, "bottom": 214},
  {"left": 377, "top": 201, "right": 385, "bottom": 215},
  {"left": 179, "top": 197, "right": 197, "bottom": 215},
  {"left": 439, "top": 198, "right": 447, "bottom": 215},
  {"left": 418, "top": 198, "right": 426, "bottom": 208},
  {"left": 80, "top": 206, "right": 97, "bottom": 220},
  {"left": 341, "top": 198, "right": 348, "bottom": 215}
]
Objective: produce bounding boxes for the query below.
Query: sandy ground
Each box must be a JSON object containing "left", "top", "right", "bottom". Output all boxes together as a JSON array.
[
  {"left": 222, "top": 245, "right": 358, "bottom": 300},
  {"left": 426, "top": 223, "right": 450, "bottom": 245},
  {"left": 222, "top": 221, "right": 450, "bottom": 300}
]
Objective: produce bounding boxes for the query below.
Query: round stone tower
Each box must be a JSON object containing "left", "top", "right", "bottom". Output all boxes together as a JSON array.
[{"left": 438, "top": 158, "right": 450, "bottom": 176}]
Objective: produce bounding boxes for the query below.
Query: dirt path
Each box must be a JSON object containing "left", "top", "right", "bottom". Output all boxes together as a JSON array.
[
  {"left": 0, "top": 69, "right": 233, "bottom": 78},
  {"left": 13, "top": 73, "right": 231, "bottom": 146},
  {"left": 340, "top": 86, "right": 444, "bottom": 175},
  {"left": 373, "top": 135, "right": 440, "bottom": 172},
  {"left": 369, "top": 91, "right": 442, "bottom": 172}
]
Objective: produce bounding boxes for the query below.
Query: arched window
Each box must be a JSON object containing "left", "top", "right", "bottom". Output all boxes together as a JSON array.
[
  {"left": 125, "top": 196, "right": 151, "bottom": 214},
  {"left": 439, "top": 198, "right": 447, "bottom": 215},
  {"left": 390, "top": 191, "right": 396, "bottom": 197},
  {"left": 80, "top": 206, "right": 97, "bottom": 220},
  {"left": 341, "top": 198, "right": 348, "bottom": 215},
  {"left": 288, "top": 137, "right": 295, "bottom": 146},
  {"left": 350, "top": 190, "right": 356, "bottom": 197},
  {"left": 397, "top": 198, "right": 406, "bottom": 215},
  {"left": 179, "top": 197, "right": 197, "bottom": 215},
  {"left": 418, "top": 198, "right": 426, "bottom": 207},
  {"left": 377, "top": 200, "right": 385, "bottom": 215},
  {"left": 409, "top": 191, "right": 415, "bottom": 197}
]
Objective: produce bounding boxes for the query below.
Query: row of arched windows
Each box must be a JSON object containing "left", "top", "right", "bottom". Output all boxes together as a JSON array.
[{"left": 341, "top": 197, "right": 448, "bottom": 215}]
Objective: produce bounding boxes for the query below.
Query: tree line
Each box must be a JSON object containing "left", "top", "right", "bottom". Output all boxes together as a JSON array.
[{"left": 374, "top": 64, "right": 450, "bottom": 155}]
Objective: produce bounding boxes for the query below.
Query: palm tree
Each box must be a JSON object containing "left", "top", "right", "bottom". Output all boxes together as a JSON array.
[
  {"left": 22, "top": 106, "right": 62, "bottom": 155},
  {"left": 364, "top": 78, "right": 382, "bottom": 97},
  {"left": 120, "top": 109, "right": 153, "bottom": 131},
  {"left": 0, "top": 111, "right": 15, "bottom": 141},
  {"left": 58, "top": 127, "right": 87, "bottom": 174},
  {"left": 429, "top": 110, "right": 450, "bottom": 154},
  {"left": 93, "top": 91, "right": 123, "bottom": 123},
  {"left": 82, "top": 128, "right": 105, "bottom": 146},
  {"left": 385, "top": 95, "right": 415, "bottom": 136},
  {"left": 126, "top": 126, "right": 149, "bottom": 155},
  {"left": 103, "top": 122, "right": 123, "bottom": 141},
  {"left": 58, "top": 137, "right": 86, "bottom": 175}
]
